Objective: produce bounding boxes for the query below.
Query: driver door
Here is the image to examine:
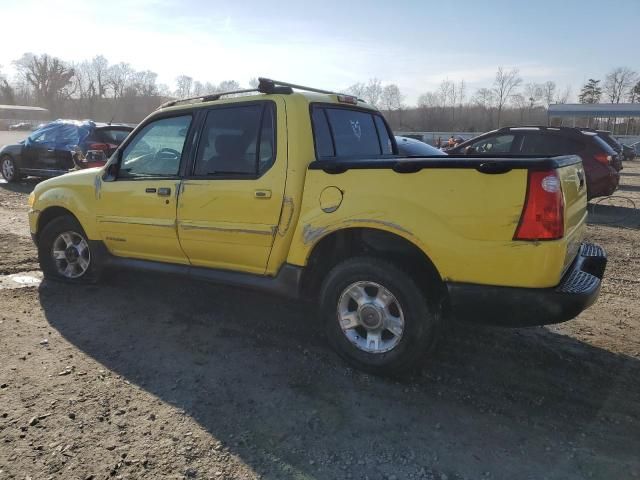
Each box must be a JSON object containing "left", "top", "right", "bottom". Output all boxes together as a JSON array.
[
  {"left": 22, "top": 128, "right": 58, "bottom": 170},
  {"left": 96, "top": 114, "right": 193, "bottom": 265}
]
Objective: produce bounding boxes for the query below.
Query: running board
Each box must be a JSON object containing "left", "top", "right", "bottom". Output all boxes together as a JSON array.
[{"left": 89, "top": 241, "right": 303, "bottom": 298}]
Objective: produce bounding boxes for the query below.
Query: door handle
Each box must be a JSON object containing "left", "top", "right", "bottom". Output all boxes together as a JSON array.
[
  {"left": 47, "top": 148, "right": 55, "bottom": 152},
  {"left": 157, "top": 187, "right": 171, "bottom": 196},
  {"left": 254, "top": 189, "right": 272, "bottom": 199},
  {"left": 145, "top": 188, "right": 157, "bottom": 193}
]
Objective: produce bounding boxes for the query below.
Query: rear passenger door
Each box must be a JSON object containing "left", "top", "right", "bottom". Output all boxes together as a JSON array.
[{"left": 177, "top": 99, "right": 286, "bottom": 275}]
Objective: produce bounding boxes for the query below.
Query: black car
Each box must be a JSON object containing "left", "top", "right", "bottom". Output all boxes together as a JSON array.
[
  {"left": 448, "top": 126, "right": 620, "bottom": 199},
  {"left": 395, "top": 135, "right": 447, "bottom": 156},
  {"left": 0, "top": 120, "right": 133, "bottom": 182}
]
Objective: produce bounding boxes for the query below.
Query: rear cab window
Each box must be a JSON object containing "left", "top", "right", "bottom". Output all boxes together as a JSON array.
[{"left": 311, "top": 105, "right": 394, "bottom": 160}]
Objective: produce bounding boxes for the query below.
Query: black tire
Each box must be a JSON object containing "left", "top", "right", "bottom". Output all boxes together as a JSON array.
[
  {"left": 320, "top": 257, "right": 441, "bottom": 376},
  {"left": 1, "top": 155, "right": 22, "bottom": 182},
  {"left": 38, "top": 215, "right": 101, "bottom": 283}
]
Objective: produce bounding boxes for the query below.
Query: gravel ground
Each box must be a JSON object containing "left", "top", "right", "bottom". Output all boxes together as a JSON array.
[{"left": 0, "top": 161, "right": 639, "bottom": 480}]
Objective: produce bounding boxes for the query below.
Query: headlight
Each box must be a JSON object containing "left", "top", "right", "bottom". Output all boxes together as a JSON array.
[{"left": 28, "top": 192, "right": 35, "bottom": 208}]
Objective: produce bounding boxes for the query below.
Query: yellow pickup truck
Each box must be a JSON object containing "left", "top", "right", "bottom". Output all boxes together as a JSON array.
[{"left": 27, "top": 78, "right": 607, "bottom": 375}]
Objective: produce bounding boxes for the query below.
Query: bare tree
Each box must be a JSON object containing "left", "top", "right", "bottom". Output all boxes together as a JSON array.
[
  {"left": 218, "top": 80, "right": 240, "bottom": 92},
  {"left": 418, "top": 91, "right": 442, "bottom": 108},
  {"left": 524, "top": 82, "right": 543, "bottom": 108},
  {"left": 472, "top": 87, "right": 496, "bottom": 129},
  {"left": 439, "top": 79, "right": 454, "bottom": 107},
  {"left": 492, "top": 67, "right": 522, "bottom": 127},
  {"left": 511, "top": 93, "right": 527, "bottom": 122},
  {"left": 0, "top": 65, "right": 15, "bottom": 104},
  {"left": 472, "top": 88, "right": 494, "bottom": 108},
  {"left": 629, "top": 81, "right": 640, "bottom": 103},
  {"left": 457, "top": 80, "right": 466, "bottom": 107},
  {"left": 175, "top": 75, "right": 193, "bottom": 98},
  {"left": 192, "top": 81, "right": 204, "bottom": 96},
  {"left": 346, "top": 82, "right": 366, "bottom": 99},
  {"left": 89, "top": 55, "right": 109, "bottom": 99},
  {"left": 555, "top": 85, "right": 572, "bottom": 104},
  {"left": 380, "top": 84, "right": 403, "bottom": 111},
  {"left": 542, "top": 81, "right": 556, "bottom": 107},
  {"left": 14, "top": 53, "right": 75, "bottom": 115},
  {"left": 363, "top": 78, "right": 382, "bottom": 107},
  {"left": 108, "top": 63, "right": 135, "bottom": 99},
  {"left": 133, "top": 70, "right": 158, "bottom": 96},
  {"left": 604, "top": 67, "right": 637, "bottom": 103}
]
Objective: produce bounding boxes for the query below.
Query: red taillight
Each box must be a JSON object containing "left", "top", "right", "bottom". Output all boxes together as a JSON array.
[
  {"left": 514, "top": 170, "right": 564, "bottom": 241},
  {"left": 593, "top": 152, "right": 612, "bottom": 166}
]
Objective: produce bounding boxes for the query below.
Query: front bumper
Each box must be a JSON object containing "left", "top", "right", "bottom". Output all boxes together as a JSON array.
[{"left": 446, "top": 243, "right": 607, "bottom": 327}]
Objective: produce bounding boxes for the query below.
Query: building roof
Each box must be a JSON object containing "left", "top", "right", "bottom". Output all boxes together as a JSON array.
[
  {"left": 0, "top": 104, "right": 49, "bottom": 112},
  {"left": 548, "top": 103, "right": 640, "bottom": 118}
]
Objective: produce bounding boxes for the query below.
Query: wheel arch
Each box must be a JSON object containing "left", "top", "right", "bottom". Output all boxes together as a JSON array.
[
  {"left": 35, "top": 206, "right": 82, "bottom": 244},
  {"left": 299, "top": 227, "right": 444, "bottom": 301}
]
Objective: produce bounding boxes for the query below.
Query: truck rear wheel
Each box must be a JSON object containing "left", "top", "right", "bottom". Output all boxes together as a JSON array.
[{"left": 320, "top": 257, "right": 440, "bottom": 375}]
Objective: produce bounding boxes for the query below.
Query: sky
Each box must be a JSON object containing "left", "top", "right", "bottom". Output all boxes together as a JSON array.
[{"left": 0, "top": 0, "right": 638, "bottom": 104}]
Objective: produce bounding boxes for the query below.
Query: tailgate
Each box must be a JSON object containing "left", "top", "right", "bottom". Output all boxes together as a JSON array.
[{"left": 557, "top": 160, "right": 588, "bottom": 270}]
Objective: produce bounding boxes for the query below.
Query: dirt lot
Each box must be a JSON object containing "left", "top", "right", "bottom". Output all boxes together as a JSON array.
[{"left": 0, "top": 163, "right": 639, "bottom": 480}]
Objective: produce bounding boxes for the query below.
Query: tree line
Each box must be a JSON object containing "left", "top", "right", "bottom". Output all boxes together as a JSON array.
[
  {"left": 0, "top": 52, "right": 638, "bottom": 133},
  {"left": 347, "top": 66, "right": 640, "bottom": 133},
  {"left": 0, "top": 53, "right": 253, "bottom": 122}
]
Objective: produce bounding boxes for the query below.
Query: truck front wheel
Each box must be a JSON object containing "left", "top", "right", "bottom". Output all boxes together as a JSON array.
[
  {"left": 320, "top": 257, "right": 440, "bottom": 375},
  {"left": 38, "top": 215, "right": 101, "bottom": 283}
]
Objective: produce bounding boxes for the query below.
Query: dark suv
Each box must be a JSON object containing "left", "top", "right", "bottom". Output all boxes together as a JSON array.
[
  {"left": 0, "top": 120, "right": 133, "bottom": 182},
  {"left": 448, "top": 126, "right": 620, "bottom": 199},
  {"left": 576, "top": 128, "right": 632, "bottom": 164}
]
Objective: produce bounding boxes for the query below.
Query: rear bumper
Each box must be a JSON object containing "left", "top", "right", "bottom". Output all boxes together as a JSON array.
[
  {"left": 587, "top": 167, "right": 619, "bottom": 199},
  {"left": 446, "top": 243, "right": 607, "bottom": 327}
]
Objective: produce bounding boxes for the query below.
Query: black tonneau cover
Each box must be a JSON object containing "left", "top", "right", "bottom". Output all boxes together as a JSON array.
[{"left": 308, "top": 154, "right": 582, "bottom": 175}]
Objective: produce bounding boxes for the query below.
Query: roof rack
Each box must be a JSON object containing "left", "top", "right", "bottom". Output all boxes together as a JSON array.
[
  {"left": 497, "top": 125, "right": 580, "bottom": 132},
  {"left": 158, "top": 77, "right": 363, "bottom": 109}
]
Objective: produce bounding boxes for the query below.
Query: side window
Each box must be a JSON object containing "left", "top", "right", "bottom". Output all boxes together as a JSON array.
[
  {"left": 120, "top": 115, "right": 191, "bottom": 178},
  {"left": 310, "top": 106, "right": 393, "bottom": 159},
  {"left": 30, "top": 127, "right": 57, "bottom": 145},
  {"left": 469, "top": 134, "right": 515, "bottom": 154},
  {"left": 520, "top": 134, "right": 581, "bottom": 155},
  {"left": 325, "top": 108, "right": 380, "bottom": 157},
  {"left": 193, "top": 103, "right": 275, "bottom": 177},
  {"left": 374, "top": 115, "right": 393, "bottom": 155},
  {"left": 519, "top": 133, "right": 547, "bottom": 154},
  {"left": 312, "top": 108, "right": 335, "bottom": 158}
]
